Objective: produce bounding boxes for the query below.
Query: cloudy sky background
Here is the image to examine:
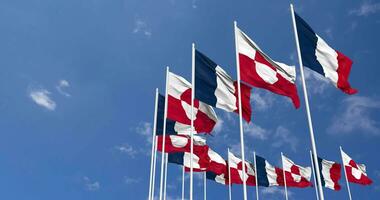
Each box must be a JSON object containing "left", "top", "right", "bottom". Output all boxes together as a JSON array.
[{"left": 0, "top": 0, "right": 379, "bottom": 199}]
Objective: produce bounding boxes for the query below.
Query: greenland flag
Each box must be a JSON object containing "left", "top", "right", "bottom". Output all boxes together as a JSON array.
[
  {"left": 236, "top": 27, "right": 300, "bottom": 108},
  {"left": 168, "top": 72, "right": 218, "bottom": 134},
  {"left": 168, "top": 151, "right": 210, "bottom": 171},
  {"left": 228, "top": 151, "right": 256, "bottom": 186},
  {"left": 317, "top": 157, "right": 342, "bottom": 190},
  {"left": 341, "top": 149, "right": 373, "bottom": 185},
  {"left": 206, "top": 148, "right": 227, "bottom": 175},
  {"left": 195, "top": 49, "right": 252, "bottom": 122},
  {"left": 294, "top": 12, "right": 357, "bottom": 94},
  {"left": 157, "top": 134, "right": 208, "bottom": 153},
  {"left": 255, "top": 155, "right": 285, "bottom": 187},
  {"left": 282, "top": 155, "right": 312, "bottom": 188}
]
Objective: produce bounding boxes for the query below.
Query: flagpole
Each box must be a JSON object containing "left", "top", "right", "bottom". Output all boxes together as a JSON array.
[
  {"left": 148, "top": 88, "right": 159, "bottom": 200},
  {"left": 190, "top": 42, "right": 195, "bottom": 200},
  {"left": 204, "top": 171, "right": 207, "bottom": 200},
  {"left": 253, "top": 151, "right": 259, "bottom": 200},
  {"left": 340, "top": 146, "right": 353, "bottom": 200},
  {"left": 159, "top": 67, "right": 170, "bottom": 200},
  {"left": 182, "top": 165, "right": 185, "bottom": 200},
  {"left": 152, "top": 136, "right": 158, "bottom": 200},
  {"left": 164, "top": 153, "right": 168, "bottom": 200},
  {"left": 290, "top": 4, "right": 325, "bottom": 200},
  {"left": 233, "top": 20, "right": 248, "bottom": 200},
  {"left": 281, "top": 153, "right": 288, "bottom": 200},
  {"left": 309, "top": 150, "right": 320, "bottom": 200},
  {"left": 228, "top": 148, "right": 232, "bottom": 200}
]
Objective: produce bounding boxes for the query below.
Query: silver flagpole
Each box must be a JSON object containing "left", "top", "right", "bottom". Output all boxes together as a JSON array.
[
  {"left": 204, "top": 171, "right": 207, "bottom": 200},
  {"left": 340, "top": 146, "right": 353, "bottom": 200},
  {"left": 289, "top": 4, "right": 325, "bottom": 200},
  {"left": 182, "top": 165, "right": 185, "bottom": 200},
  {"left": 148, "top": 89, "right": 159, "bottom": 200},
  {"left": 152, "top": 136, "right": 158, "bottom": 200},
  {"left": 253, "top": 151, "right": 259, "bottom": 200},
  {"left": 164, "top": 153, "right": 168, "bottom": 200},
  {"left": 190, "top": 43, "right": 195, "bottom": 200},
  {"left": 281, "top": 153, "right": 288, "bottom": 200},
  {"left": 233, "top": 20, "right": 248, "bottom": 200},
  {"left": 228, "top": 148, "right": 232, "bottom": 200},
  {"left": 159, "top": 67, "right": 170, "bottom": 200},
  {"left": 309, "top": 150, "right": 320, "bottom": 200}
]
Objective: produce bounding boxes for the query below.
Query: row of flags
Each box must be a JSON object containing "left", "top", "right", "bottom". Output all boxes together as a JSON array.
[{"left": 148, "top": 5, "right": 371, "bottom": 200}]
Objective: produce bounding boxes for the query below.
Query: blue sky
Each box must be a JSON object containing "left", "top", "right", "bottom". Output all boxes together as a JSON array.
[{"left": 0, "top": 0, "right": 379, "bottom": 199}]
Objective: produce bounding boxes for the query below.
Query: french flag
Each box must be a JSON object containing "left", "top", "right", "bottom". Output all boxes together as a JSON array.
[
  {"left": 156, "top": 94, "right": 181, "bottom": 135},
  {"left": 168, "top": 151, "right": 210, "bottom": 171},
  {"left": 294, "top": 13, "right": 357, "bottom": 94},
  {"left": 341, "top": 149, "right": 372, "bottom": 185},
  {"left": 195, "top": 49, "right": 252, "bottom": 122},
  {"left": 255, "top": 155, "right": 284, "bottom": 187},
  {"left": 317, "top": 157, "right": 342, "bottom": 190},
  {"left": 282, "top": 155, "right": 312, "bottom": 188},
  {"left": 206, "top": 171, "right": 229, "bottom": 185}
]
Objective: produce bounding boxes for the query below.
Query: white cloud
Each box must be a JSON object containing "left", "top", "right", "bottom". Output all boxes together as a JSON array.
[
  {"left": 29, "top": 88, "right": 56, "bottom": 111},
  {"left": 324, "top": 28, "right": 333, "bottom": 39},
  {"left": 191, "top": 0, "right": 197, "bottom": 8},
  {"left": 350, "top": 1, "right": 380, "bottom": 16},
  {"left": 302, "top": 67, "right": 330, "bottom": 95},
  {"left": 56, "top": 79, "right": 71, "bottom": 97},
  {"left": 213, "top": 118, "right": 224, "bottom": 134},
  {"left": 136, "top": 122, "right": 153, "bottom": 144},
  {"left": 328, "top": 96, "right": 380, "bottom": 135},
  {"left": 244, "top": 122, "right": 269, "bottom": 140},
  {"left": 124, "top": 177, "right": 141, "bottom": 184},
  {"left": 83, "top": 176, "right": 100, "bottom": 191},
  {"left": 261, "top": 187, "right": 293, "bottom": 197},
  {"left": 114, "top": 143, "right": 138, "bottom": 158},
  {"left": 272, "top": 126, "right": 298, "bottom": 152},
  {"left": 133, "top": 19, "right": 152, "bottom": 37},
  {"left": 251, "top": 91, "right": 275, "bottom": 111}
]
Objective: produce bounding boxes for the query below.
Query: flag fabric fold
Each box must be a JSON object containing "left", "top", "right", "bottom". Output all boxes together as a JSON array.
[
  {"left": 317, "top": 157, "right": 342, "bottom": 190},
  {"left": 228, "top": 151, "right": 256, "bottom": 186},
  {"left": 206, "top": 171, "right": 229, "bottom": 185},
  {"left": 282, "top": 155, "right": 312, "bottom": 188},
  {"left": 255, "top": 155, "right": 284, "bottom": 187},
  {"left": 195, "top": 49, "right": 252, "bottom": 122},
  {"left": 294, "top": 12, "right": 357, "bottom": 95},
  {"left": 168, "top": 151, "right": 210, "bottom": 171},
  {"left": 341, "top": 149, "right": 372, "bottom": 185},
  {"left": 157, "top": 135, "right": 208, "bottom": 153},
  {"left": 236, "top": 27, "right": 300, "bottom": 108}
]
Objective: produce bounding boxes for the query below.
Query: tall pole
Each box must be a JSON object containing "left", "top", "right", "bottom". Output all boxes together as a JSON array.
[
  {"left": 204, "top": 172, "right": 207, "bottom": 200},
  {"left": 281, "top": 153, "right": 288, "bottom": 200},
  {"left": 163, "top": 153, "right": 168, "bottom": 200},
  {"left": 159, "top": 67, "right": 170, "bottom": 200},
  {"left": 340, "top": 146, "right": 353, "bottom": 200},
  {"left": 309, "top": 151, "right": 320, "bottom": 200},
  {"left": 151, "top": 136, "right": 158, "bottom": 200},
  {"left": 228, "top": 148, "right": 232, "bottom": 200},
  {"left": 233, "top": 20, "right": 248, "bottom": 200},
  {"left": 182, "top": 166, "right": 185, "bottom": 200},
  {"left": 289, "top": 4, "right": 325, "bottom": 200},
  {"left": 253, "top": 151, "right": 259, "bottom": 200},
  {"left": 190, "top": 43, "right": 195, "bottom": 200},
  {"left": 148, "top": 89, "right": 159, "bottom": 200}
]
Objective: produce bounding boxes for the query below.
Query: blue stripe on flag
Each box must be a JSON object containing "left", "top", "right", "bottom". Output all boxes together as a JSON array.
[
  {"left": 295, "top": 12, "right": 325, "bottom": 76},
  {"left": 206, "top": 171, "right": 217, "bottom": 181},
  {"left": 156, "top": 94, "right": 177, "bottom": 135},
  {"left": 317, "top": 157, "right": 326, "bottom": 187},
  {"left": 256, "top": 155, "right": 270, "bottom": 187},
  {"left": 195, "top": 50, "right": 218, "bottom": 107},
  {"left": 168, "top": 152, "right": 185, "bottom": 165}
]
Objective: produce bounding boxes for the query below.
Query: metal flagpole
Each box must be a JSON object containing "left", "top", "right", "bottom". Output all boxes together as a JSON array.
[
  {"left": 164, "top": 153, "right": 168, "bottom": 200},
  {"left": 159, "top": 67, "right": 170, "bottom": 200},
  {"left": 309, "top": 150, "right": 320, "bottom": 200},
  {"left": 281, "top": 153, "right": 288, "bottom": 200},
  {"left": 182, "top": 165, "right": 185, "bottom": 200},
  {"left": 148, "top": 89, "right": 159, "bottom": 200},
  {"left": 228, "top": 148, "right": 232, "bottom": 200},
  {"left": 233, "top": 20, "right": 248, "bottom": 200},
  {"left": 289, "top": 4, "right": 325, "bottom": 200},
  {"left": 253, "top": 151, "right": 259, "bottom": 200},
  {"left": 204, "top": 171, "right": 207, "bottom": 200},
  {"left": 152, "top": 136, "right": 158, "bottom": 200},
  {"left": 340, "top": 146, "right": 353, "bottom": 200},
  {"left": 190, "top": 43, "right": 195, "bottom": 200}
]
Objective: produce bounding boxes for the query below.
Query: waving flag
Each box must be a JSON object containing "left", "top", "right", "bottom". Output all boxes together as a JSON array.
[
  {"left": 294, "top": 13, "right": 357, "bottom": 94},
  {"left": 255, "top": 155, "right": 284, "bottom": 187},
  {"left": 206, "top": 148, "right": 227, "bottom": 175},
  {"left": 317, "top": 157, "right": 342, "bottom": 190},
  {"left": 207, "top": 171, "right": 229, "bottom": 185},
  {"left": 282, "top": 155, "right": 312, "bottom": 188},
  {"left": 168, "top": 151, "right": 210, "bottom": 171},
  {"left": 195, "top": 49, "right": 252, "bottom": 122},
  {"left": 157, "top": 135, "right": 208, "bottom": 153},
  {"left": 156, "top": 94, "right": 186, "bottom": 135},
  {"left": 341, "top": 149, "right": 372, "bottom": 185},
  {"left": 168, "top": 72, "right": 218, "bottom": 134},
  {"left": 236, "top": 27, "right": 300, "bottom": 108},
  {"left": 228, "top": 151, "right": 256, "bottom": 186}
]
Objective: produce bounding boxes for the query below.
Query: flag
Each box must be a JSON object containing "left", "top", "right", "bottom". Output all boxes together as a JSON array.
[
  {"left": 168, "top": 72, "right": 218, "bottom": 134},
  {"left": 282, "top": 155, "right": 312, "bottom": 188},
  {"left": 317, "top": 157, "right": 342, "bottom": 190},
  {"left": 255, "top": 155, "right": 284, "bottom": 187},
  {"left": 236, "top": 27, "right": 300, "bottom": 108},
  {"left": 206, "top": 171, "right": 229, "bottom": 185},
  {"left": 168, "top": 151, "right": 209, "bottom": 171},
  {"left": 156, "top": 94, "right": 186, "bottom": 135},
  {"left": 195, "top": 49, "right": 252, "bottom": 122},
  {"left": 157, "top": 135, "right": 208, "bottom": 153},
  {"left": 341, "top": 149, "right": 372, "bottom": 185},
  {"left": 206, "top": 148, "right": 227, "bottom": 175},
  {"left": 294, "top": 12, "right": 357, "bottom": 95},
  {"left": 228, "top": 151, "right": 256, "bottom": 186}
]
